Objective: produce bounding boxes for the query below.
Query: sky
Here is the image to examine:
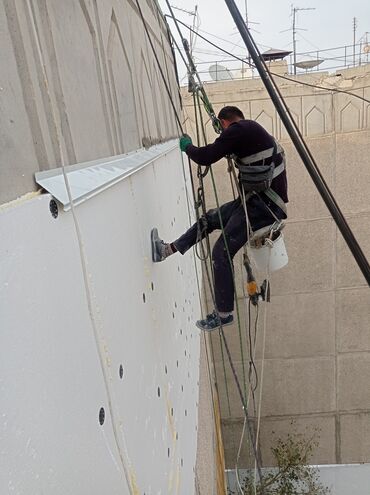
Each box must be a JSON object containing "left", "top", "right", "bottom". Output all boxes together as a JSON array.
[{"left": 158, "top": 0, "right": 370, "bottom": 81}]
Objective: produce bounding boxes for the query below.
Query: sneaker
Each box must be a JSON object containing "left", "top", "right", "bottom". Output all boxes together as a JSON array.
[
  {"left": 196, "top": 311, "right": 234, "bottom": 332},
  {"left": 151, "top": 227, "right": 167, "bottom": 262}
]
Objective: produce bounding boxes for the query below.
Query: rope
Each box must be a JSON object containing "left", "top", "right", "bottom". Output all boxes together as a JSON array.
[
  {"left": 235, "top": 301, "right": 260, "bottom": 495},
  {"left": 191, "top": 87, "right": 238, "bottom": 424},
  {"left": 176, "top": 43, "right": 263, "bottom": 479},
  {"left": 220, "top": 108, "right": 275, "bottom": 494},
  {"left": 227, "top": 162, "right": 263, "bottom": 491},
  {"left": 194, "top": 94, "right": 249, "bottom": 403},
  {"left": 192, "top": 93, "right": 211, "bottom": 262},
  {"left": 178, "top": 139, "right": 222, "bottom": 422},
  {"left": 191, "top": 96, "right": 235, "bottom": 426},
  {"left": 164, "top": 0, "right": 223, "bottom": 135},
  {"left": 253, "top": 249, "right": 272, "bottom": 494},
  {"left": 143, "top": 6, "right": 231, "bottom": 491},
  {"left": 189, "top": 56, "right": 265, "bottom": 489},
  {"left": 180, "top": 146, "right": 223, "bottom": 470},
  {"left": 144, "top": 1, "right": 267, "bottom": 487}
]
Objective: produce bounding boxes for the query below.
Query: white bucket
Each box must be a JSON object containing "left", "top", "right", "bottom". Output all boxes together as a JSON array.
[{"left": 249, "top": 232, "right": 288, "bottom": 273}]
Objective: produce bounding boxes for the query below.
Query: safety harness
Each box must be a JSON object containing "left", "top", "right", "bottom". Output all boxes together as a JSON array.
[{"left": 233, "top": 140, "right": 287, "bottom": 216}]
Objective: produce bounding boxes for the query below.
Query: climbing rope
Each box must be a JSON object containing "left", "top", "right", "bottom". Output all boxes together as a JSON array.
[
  {"left": 168, "top": 10, "right": 254, "bottom": 429},
  {"left": 163, "top": 10, "right": 266, "bottom": 487},
  {"left": 136, "top": 6, "right": 232, "bottom": 495},
  {"left": 140, "top": 0, "right": 269, "bottom": 488},
  {"left": 194, "top": 93, "right": 249, "bottom": 402},
  {"left": 180, "top": 44, "right": 278, "bottom": 495}
]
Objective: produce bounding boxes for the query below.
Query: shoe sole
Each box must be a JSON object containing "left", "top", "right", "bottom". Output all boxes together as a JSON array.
[
  {"left": 151, "top": 227, "right": 162, "bottom": 263},
  {"left": 195, "top": 319, "right": 234, "bottom": 332}
]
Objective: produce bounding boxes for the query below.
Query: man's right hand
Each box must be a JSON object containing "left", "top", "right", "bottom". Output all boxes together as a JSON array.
[{"left": 179, "top": 134, "right": 192, "bottom": 152}]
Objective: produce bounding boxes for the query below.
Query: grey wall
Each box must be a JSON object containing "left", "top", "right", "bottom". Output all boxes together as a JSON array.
[
  {"left": 182, "top": 64, "right": 370, "bottom": 468},
  {"left": 0, "top": 0, "right": 180, "bottom": 204}
]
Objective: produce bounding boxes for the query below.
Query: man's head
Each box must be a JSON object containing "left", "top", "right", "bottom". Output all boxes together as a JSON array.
[{"left": 218, "top": 106, "right": 245, "bottom": 129}]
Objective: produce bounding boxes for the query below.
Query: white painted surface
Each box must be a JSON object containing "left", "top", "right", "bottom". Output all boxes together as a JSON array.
[
  {"left": 0, "top": 145, "right": 201, "bottom": 494},
  {"left": 35, "top": 140, "right": 178, "bottom": 210},
  {"left": 226, "top": 464, "right": 370, "bottom": 495},
  {"left": 317, "top": 464, "right": 370, "bottom": 495}
]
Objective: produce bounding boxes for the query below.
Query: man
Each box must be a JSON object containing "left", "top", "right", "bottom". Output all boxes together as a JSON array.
[{"left": 151, "top": 106, "right": 288, "bottom": 331}]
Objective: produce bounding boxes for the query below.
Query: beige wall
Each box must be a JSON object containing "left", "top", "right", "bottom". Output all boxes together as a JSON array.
[
  {"left": 182, "top": 64, "right": 370, "bottom": 467},
  {"left": 0, "top": 0, "right": 179, "bottom": 204}
]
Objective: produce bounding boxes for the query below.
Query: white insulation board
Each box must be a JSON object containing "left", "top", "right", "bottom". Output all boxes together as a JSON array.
[{"left": 0, "top": 145, "right": 202, "bottom": 494}]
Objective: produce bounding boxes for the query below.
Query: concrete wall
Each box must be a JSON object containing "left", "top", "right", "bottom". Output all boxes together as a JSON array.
[
  {"left": 182, "top": 64, "right": 370, "bottom": 468},
  {"left": 0, "top": 0, "right": 179, "bottom": 204}
]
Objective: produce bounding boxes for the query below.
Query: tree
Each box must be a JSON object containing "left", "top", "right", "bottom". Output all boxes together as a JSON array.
[{"left": 229, "top": 427, "right": 331, "bottom": 495}]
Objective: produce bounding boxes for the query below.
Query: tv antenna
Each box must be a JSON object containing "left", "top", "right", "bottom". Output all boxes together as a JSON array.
[
  {"left": 353, "top": 17, "right": 357, "bottom": 66},
  {"left": 170, "top": 5, "right": 199, "bottom": 55},
  {"left": 170, "top": 5, "right": 196, "bottom": 16},
  {"left": 292, "top": 6, "right": 315, "bottom": 74},
  {"left": 230, "top": 0, "right": 259, "bottom": 69},
  {"left": 282, "top": 5, "right": 315, "bottom": 75}
]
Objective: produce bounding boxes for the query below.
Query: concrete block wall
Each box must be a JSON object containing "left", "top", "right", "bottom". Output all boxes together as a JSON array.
[{"left": 182, "top": 65, "right": 370, "bottom": 468}]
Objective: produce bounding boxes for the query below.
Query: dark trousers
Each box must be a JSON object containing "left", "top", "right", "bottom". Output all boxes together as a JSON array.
[{"left": 174, "top": 195, "right": 286, "bottom": 313}]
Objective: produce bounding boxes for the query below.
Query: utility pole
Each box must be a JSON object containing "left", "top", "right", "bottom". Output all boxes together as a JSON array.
[
  {"left": 353, "top": 17, "right": 357, "bottom": 66},
  {"left": 291, "top": 6, "right": 315, "bottom": 75}
]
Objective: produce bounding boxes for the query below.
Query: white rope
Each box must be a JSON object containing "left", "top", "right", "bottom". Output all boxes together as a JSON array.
[
  {"left": 235, "top": 416, "right": 247, "bottom": 494},
  {"left": 25, "top": 2, "right": 134, "bottom": 492},
  {"left": 227, "top": 160, "right": 276, "bottom": 492},
  {"left": 253, "top": 243, "right": 272, "bottom": 495},
  {"left": 228, "top": 159, "right": 263, "bottom": 492}
]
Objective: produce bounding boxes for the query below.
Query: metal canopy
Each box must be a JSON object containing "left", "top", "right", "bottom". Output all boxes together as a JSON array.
[
  {"left": 261, "top": 48, "right": 292, "bottom": 61},
  {"left": 35, "top": 140, "right": 177, "bottom": 210}
]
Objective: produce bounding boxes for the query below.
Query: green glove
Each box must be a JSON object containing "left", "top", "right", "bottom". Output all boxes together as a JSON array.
[{"left": 179, "top": 134, "right": 192, "bottom": 152}]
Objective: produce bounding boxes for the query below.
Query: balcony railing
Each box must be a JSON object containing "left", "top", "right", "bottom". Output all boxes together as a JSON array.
[{"left": 186, "top": 42, "right": 370, "bottom": 83}]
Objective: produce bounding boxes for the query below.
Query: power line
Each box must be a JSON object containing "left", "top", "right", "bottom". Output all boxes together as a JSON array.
[{"left": 171, "top": 17, "right": 370, "bottom": 105}]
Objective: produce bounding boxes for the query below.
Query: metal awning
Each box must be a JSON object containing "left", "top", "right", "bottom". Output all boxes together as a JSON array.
[
  {"left": 35, "top": 140, "right": 177, "bottom": 210},
  {"left": 261, "top": 49, "right": 292, "bottom": 61}
]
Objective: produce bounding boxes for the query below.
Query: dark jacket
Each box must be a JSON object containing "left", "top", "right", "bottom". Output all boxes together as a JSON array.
[{"left": 185, "top": 119, "right": 288, "bottom": 204}]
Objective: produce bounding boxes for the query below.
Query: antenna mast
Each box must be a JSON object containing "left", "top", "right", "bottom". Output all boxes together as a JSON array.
[
  {"left": 292, "top": 5, "right": 315, "bottom": 75},
  {"left": 353, "top": 17, "right": 357, "bottom": 66},
  {"left": 170, "top": 4, "right": 199, "bottom": 56}
]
